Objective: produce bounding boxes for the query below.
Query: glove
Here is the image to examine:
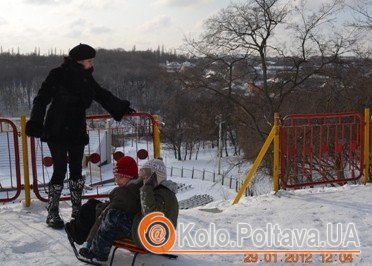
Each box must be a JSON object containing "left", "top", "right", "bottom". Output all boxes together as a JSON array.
[
  {"left": 120, "top": 99, "right": 135, "bottom": 114},
  {"left": 143, "top": 172, "right": 158, "bottom": 188},
  {"left": 25, "top": 120, "right": 43, "bottom": 138},
  {"left": 113, "top": 100, "right": 136, "bottom": 121},
  {"left": 126, "top": 107, "right": 136, "bottom": 114}
]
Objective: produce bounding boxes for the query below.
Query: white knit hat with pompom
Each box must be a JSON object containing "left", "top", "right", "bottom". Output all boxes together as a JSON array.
[{"left": 141, "top": 158, "right": 167, "bottom": 185}]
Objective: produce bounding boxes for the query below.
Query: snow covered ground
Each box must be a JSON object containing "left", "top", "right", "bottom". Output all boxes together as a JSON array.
[{"left": 0, "top": 147, "right": 371, "bottom": 265}]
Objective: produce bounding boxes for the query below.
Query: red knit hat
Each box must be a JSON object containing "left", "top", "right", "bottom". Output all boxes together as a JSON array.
[{"left": 114, "top": 156, "right": 138, "bottom": 179}]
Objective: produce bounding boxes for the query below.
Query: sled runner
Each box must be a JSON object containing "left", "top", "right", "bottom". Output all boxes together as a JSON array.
[
  {"left": 66, "top": 228, "right": 177, "bottom": 266},
  {"left": 111, "top": 238, "right": 178, "bottom": 266},
  {"left": 65, "top": 226, "right": 104, "bottom": 266}
]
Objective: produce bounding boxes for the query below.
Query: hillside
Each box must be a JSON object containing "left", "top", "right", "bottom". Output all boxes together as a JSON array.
[{"left": 0, "top": 176, "right": 370, "bottom": 265}]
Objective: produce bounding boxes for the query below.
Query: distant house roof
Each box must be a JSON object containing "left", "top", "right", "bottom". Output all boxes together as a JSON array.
[{"left": 165, "top": 60, "right": 196, "bottom": 72}]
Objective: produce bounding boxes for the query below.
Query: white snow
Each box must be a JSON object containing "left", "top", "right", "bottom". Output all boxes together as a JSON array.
[{"left": 0, "top": 147, "right": 371, "bottom": 265}]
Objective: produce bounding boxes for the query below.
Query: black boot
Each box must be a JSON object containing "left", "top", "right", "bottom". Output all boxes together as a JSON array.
[
  {"left": 46, "top": 184, "right": 64, "bottom": 229},
  {"left": 65, "top": 220, "right": 86, "bottom": 245},
  {"left": 69, "top": 178, "right": 85, "bottom": 218}
]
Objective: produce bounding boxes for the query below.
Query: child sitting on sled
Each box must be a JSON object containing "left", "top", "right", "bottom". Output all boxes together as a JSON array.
[
  {"left": 65, "top": 155, "right": 142, "bottom": 260},
  {"left": 67, "top": 157, "right": 179, "bottom": 262}
]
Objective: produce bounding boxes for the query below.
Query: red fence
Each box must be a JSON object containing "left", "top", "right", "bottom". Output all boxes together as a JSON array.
[
  {"left": 0, "top": 110, "right": 370, "bottom": 203},
  {"left": 368, "top": 114, "right": 372, "bottom": 180},
  {"left": 30, "top": 113, "right": 157, "bottom": 202},
  {"left": 0, "top": 119, "right": 22, "bottom": 203},
  {"left": 280, "top": 112, "right": 364, "bottom": 189}
]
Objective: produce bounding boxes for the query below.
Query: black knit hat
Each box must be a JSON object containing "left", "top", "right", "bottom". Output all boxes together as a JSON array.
[{"left": 69, "top": 43, "right": 96, "bottom": 61}]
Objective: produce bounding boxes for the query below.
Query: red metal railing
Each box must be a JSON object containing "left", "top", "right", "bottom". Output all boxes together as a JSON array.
[
  {"left": 2, "top": 110, "right": 369, "bottom": 203},
  {"left": 369, "top": 116, "right": 372, "bottom": 179},
  {"left": 0, "top": 118, "right": 22, "bottom": 203},
  {"left": 30, "top": 113, "right": 157, "bottom": 202},
  {"left": 280, "top": 112, "right": 364, "bottom": 189}
]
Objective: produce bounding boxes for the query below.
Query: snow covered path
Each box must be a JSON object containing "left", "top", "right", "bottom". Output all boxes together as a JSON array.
[{"left": 0, "top": 179, "right": 371, "bottom": 265}]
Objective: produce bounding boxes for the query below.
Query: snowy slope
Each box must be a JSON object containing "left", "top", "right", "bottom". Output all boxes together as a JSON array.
[
  {"left": 0, "top": 181, "right": 371, "bottom": 265},
  {"left": 0, "top": 147, "right": 371, "bottom": 265}
]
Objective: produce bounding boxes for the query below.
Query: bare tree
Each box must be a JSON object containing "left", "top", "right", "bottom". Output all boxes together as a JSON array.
[
  {"left": 161, "top": 90, "right": 220, "bottom": 161},
  {"left": 347, "top": 0, "right": 372, "bottom": 29},
  {"left": 182, "top": 0, "right": 358, "bottom": 158}
]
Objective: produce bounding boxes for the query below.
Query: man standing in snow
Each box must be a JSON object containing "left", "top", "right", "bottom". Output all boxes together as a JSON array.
[
  {"left": 25, "top": 43, "right": 135, "bottom": 229},
  {"left": 79, "top": 158, "right": 179, "bottom": 262}
]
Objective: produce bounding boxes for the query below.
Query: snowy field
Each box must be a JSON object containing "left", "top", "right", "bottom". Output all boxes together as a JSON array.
[{"left": 0, "top": 147, "right": 371, "bottom": 265}]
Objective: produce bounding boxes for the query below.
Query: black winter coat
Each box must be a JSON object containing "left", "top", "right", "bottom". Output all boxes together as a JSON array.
[{"left": 28, "top": 59, "right": 130, "bottom": 145}]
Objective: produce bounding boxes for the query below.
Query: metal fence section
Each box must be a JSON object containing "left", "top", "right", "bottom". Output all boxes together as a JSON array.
[
  {"left": 370, "top": 114, "right": 372, "bottom": 179},
  {"left": 169, "top": 166, "right": 216, "bottom": 182},
  {"left": 0, "top": 118, "right": 22, "bottom": 203},
  {"left": 367, "top": 109, "right": 372, "bottom": 181},
  {"left": 280, "top": 112, "right": 364, "bottom": 189},
  {"left": 167, "top": 165, "right": 250, "bottom": 195},
  {"left": 1, "top": 110, "right": 369, "bottom": 204},
  {"left": 30, "top": 113, "right": 158, "bottom": 202}
]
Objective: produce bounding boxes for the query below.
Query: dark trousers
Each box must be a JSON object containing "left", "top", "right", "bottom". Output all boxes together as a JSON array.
[
  {"left": 68, "top": 198, "right": 102, "bottom": 244},
  {"left": 91, "top": 209, "right": 133, "bottom": 258},
  {"left": 47, "top": 142, "right": 85, "bottom": 185}
]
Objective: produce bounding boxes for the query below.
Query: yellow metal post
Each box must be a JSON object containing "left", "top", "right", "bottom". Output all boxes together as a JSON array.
[
  {"left": 153, "top": 115, "right": 161, "bottom": 159},
  {"left": 364, "top": 108, "right": 370, "bottom": 184},
  {"left": 20, "top": 115, "right": 31, "bottom": 207},
  {"left": 232, "top": 126, "right": 275, "bottom": 205},
  {"left": 273, "top": 113, "right": 280, "bottom": 192}
]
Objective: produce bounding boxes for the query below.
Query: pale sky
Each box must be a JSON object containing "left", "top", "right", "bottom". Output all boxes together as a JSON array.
[
  {"left": 0, "top": 0, "right": 229, "bottom": 54},
  {"left": 0, "top": 0, "right": 370, "bottom": 55}
]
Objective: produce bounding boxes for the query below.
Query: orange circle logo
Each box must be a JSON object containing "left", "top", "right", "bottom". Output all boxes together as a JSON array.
[{"left": 138, "top": 212, "right": 176, "bottom": 253}]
